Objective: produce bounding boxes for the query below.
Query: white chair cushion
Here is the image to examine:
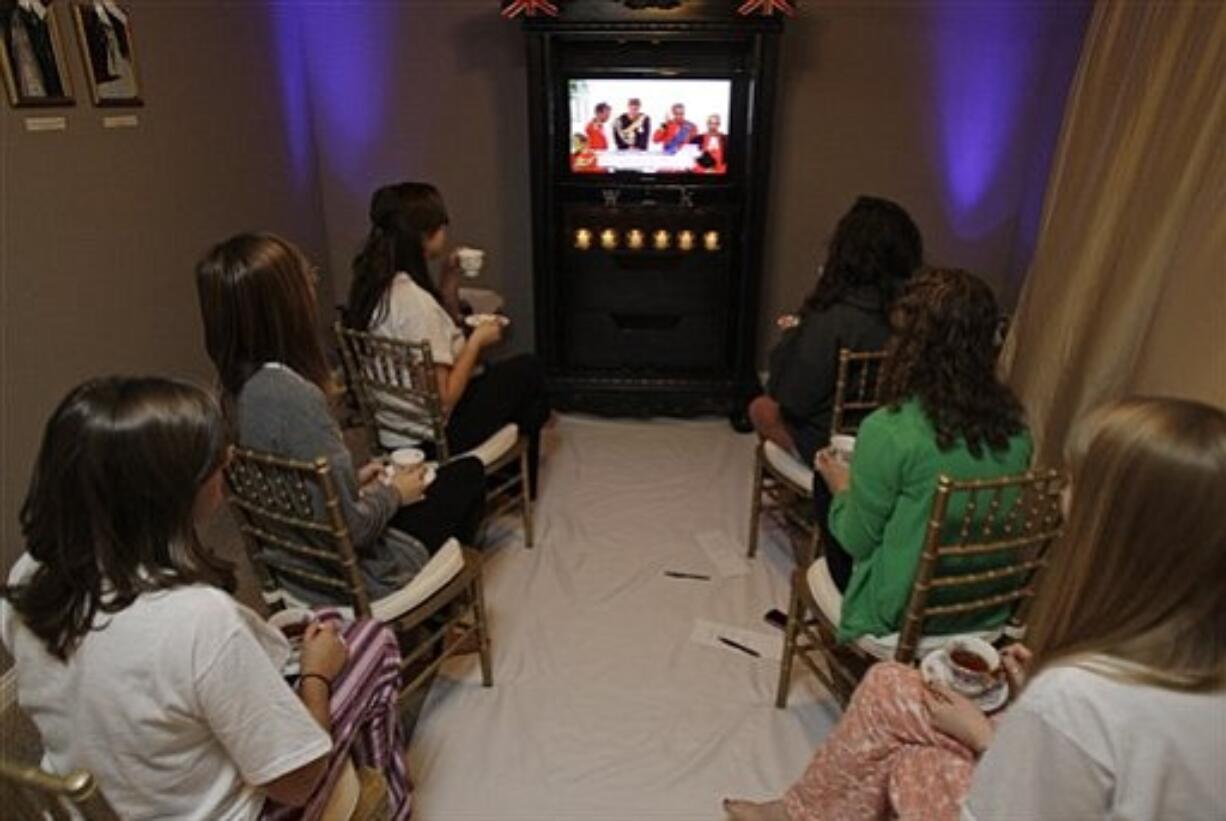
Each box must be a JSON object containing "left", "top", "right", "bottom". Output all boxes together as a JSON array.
[
  {"left": 460, "top": 423, "right": 519, "bottom": 468},
  {"left": 275, "top": 538, "right": 466, "bottom": 624},
  {"left": 320, "top": 759, "right": 360, "bottom": 821},
  {"left": 763, "top": 440, "right": 813, "bottom": 493},
  {"left": 805, "top": 556, "right": 1003, "bottom": 660}
]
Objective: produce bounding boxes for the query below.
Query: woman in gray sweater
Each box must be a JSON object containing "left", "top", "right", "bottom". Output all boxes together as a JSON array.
[{"left": 195, "top": 232, "right": 485, "bottom": 605}]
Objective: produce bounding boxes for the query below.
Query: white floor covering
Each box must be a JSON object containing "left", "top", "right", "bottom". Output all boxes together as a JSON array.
[{"left": 410, "top": 415, "right": 839, "bottom": 820}]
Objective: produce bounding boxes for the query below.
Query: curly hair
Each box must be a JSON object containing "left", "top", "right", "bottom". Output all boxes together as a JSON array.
[
  {"left": 801, "top": 195, "right": 923, "bottom": 316},
  {"left": 877, "top": 268, "right": 1025, "bottom": 456}
]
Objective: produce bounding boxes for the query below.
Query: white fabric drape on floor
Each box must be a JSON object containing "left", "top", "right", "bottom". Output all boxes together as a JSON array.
[{"left": 410, "top": 415, "right": 835, "bottom": 820}]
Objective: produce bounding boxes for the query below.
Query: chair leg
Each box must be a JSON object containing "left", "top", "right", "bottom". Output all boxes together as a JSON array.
[
  {"left": 519, "top": 443, "right": 534, "bottom": 548},
  {"left": 472, "top": 573, "right": 493, "bottom": 687},
  {"left": 747, "top": 443, "right": 765, "bottom": 558},
  {"left": 775, "top": 571, "right": 804, "bottom": 709}
]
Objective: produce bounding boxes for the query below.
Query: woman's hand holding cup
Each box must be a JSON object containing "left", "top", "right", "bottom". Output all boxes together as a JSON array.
[
  {"left": 470, "top": 319, "right": 503, "bottom": 349},
  {"left": 391, "top": 464, "right": 428, "bottom": 505}
]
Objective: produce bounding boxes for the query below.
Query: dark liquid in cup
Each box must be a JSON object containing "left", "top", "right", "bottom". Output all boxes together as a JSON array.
[{"left": 950, "top": 649, "right": 991, "bottom": 673}]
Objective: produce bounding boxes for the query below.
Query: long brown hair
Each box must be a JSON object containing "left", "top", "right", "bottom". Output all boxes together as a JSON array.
[
  {"left": 801, "top": 195, "right": 923, "bottom": 317},
  {"left": 2, "top": 377, "right": 235, "bottom": 660},
  {"left": 195, "top": 232, "right": 333, "bottom": 400},
  {"left": 877, "top": 268, "right": 1025, "bottom": 456},
  {"left": 1027, "top": 397, "right": 1226, "bottom": 691},
  {"left": 345, "top": 182, "right": 449, "bottom": 330}
]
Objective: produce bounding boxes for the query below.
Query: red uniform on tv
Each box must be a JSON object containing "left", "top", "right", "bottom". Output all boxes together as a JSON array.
[
  {"left": 652, "top": 119, "right": 698, "bottom": 154},
  {"left": 585, "top": 120, "right": 609, "bottom": 151}
]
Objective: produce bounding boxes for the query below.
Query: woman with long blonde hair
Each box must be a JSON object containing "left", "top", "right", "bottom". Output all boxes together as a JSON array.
[{"left": 726, "top": 396, "right": 1226, "bottom": 820}]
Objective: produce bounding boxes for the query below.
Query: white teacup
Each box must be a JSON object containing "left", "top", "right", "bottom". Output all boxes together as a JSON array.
[
  {"left": 455, "top": 247, "right": 485, "bottom": 278},
  {"left": 830, "top": 434, "right": 857, "bottom": 464},
  {"left": 390, "top": 448, "right": 425, "bottom": 471},
  {"left": 945, "top": 637, "right": 1001, "bottom": 696},
  {"left": 267, "top": 608, "right": 314, "bottom": 646}
]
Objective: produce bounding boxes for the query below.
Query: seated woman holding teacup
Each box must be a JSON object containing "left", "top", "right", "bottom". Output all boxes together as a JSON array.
[
  {"left": 344, "top": 182, "right": 551, "bottom": 497},
  {"left": 197, "top": 233, "right": 487, "bottom": 605},
  {"left": 726, "top": 396, "right": 1226, "bottom": 820},
  {"left": 749, "top": 195, "right": 923, "bottom": 467},
  {"left": 0, "top": 377, "right": 412, "bottom": 818},
  {"left": 811, "top": 268, "right": 1032, "bottom": 634}
]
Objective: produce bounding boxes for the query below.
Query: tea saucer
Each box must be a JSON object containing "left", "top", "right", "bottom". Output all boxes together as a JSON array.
[
  {"left": 921, "top": 649, "right": 1009, "bottom": 713},
  {"left": 464, "top": 313, "right": 509, "bottom": 328}
]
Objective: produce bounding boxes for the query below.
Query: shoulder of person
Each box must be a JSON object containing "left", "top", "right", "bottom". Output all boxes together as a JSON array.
[{"left": 241, "top": 363, "right": 323, "bottom": 406}]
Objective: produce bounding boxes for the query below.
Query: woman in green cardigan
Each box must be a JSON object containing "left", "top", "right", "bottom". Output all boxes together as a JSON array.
[{"left": 814, "top": 268, "right": 1032, "bottom": 642}]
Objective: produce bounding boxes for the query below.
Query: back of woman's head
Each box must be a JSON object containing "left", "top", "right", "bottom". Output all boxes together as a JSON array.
[
  {"left": 1028, "top": 397, "right": 1226, "bottom": 690},
  {"left": 195, "top": 232, "right": 331, "bottom": 399},
  {"left": 803, "top": 195, "right": 923, "bottom": 315},
  {"left": 6, "top": 377, "right": 235, "bottom": 660},
  {"left": 345, "top": 182, "right": 449, "bottom": 330},
  {"left": 877, "top": 267, "right": 1024, "bottom": 455}
]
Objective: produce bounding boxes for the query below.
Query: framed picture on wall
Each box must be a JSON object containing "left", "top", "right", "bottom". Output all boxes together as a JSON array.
[
  {"left": 0, "top": 0, "right": 75, "bottom": 108},
  {"left": 72, "top": 0, "right": 140, "bottom": 106}
]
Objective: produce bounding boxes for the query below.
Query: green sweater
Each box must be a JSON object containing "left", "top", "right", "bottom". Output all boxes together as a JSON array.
[{"left": 829, "top": 398, "right": 1033, "bottom": 642}]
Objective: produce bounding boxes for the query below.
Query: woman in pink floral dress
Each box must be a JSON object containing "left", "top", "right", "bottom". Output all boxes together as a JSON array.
[{"left": 726, "top": 396, "right": 1226, "bottom": 821}]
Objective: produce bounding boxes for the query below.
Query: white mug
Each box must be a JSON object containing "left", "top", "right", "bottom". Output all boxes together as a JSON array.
[
  {"left": 391, "top": 448, "right": 425, "bottom": 471},
  {"left": 830, "top": 434, "right": 857, "bottom": 464},
  {"left": 455, "top": 247, "right": 485, "bottom": 278}
]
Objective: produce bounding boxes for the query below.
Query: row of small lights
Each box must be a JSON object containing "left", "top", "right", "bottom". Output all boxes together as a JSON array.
[{"left": 574, "top": 228, "right": 722, "bottom": 251}]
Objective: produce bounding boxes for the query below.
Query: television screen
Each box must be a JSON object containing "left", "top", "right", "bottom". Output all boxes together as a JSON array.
[{"left": 568, "top": 78, "right": 732, "bottom": 176}]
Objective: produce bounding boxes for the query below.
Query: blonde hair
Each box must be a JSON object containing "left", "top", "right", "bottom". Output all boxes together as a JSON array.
[{"left": 1027, "top": 397, "right": 1226, "bottom": 691}]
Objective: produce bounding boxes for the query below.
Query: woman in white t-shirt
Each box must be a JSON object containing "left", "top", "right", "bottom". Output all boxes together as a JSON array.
[
  {"left": 725, "top": 396, "right": 1226, "bottom": 821},
  {"left": 343, "top": 182, "right": 551, "bottom": 497},
  {"left": 0, "top": 377, "right": 407, "bottom": 819}
]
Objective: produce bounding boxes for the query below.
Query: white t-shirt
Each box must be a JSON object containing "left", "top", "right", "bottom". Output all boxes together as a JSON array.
[
  {"left": 0, "top": 555, "right": 331, "bottom": 821},
  {"left": 965, "top": 661, "right": 1226, "bottom": 820},
  {"left": 371, "top": 272, "right": 465, "bottom": 366}
]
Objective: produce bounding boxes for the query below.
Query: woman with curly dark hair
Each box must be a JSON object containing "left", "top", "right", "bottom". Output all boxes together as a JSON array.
[
  {"left": 811, "top": 268, "right": 1032, "bottom": 640},
  {"left": 750, "top": 196, "right": 923, "bottom": 464}
]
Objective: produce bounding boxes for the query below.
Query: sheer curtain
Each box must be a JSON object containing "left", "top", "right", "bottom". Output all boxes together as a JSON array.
[{"left": 1000, "top": 1, "right": 1226, "bottom": 465}]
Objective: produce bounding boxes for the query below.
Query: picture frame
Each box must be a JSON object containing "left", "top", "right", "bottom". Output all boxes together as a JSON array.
[
  {"left": 72, "top": 0, "right": 140, "bottom": 106},
  {"left": 0, "top": 0, "right": 75, "bottom": 108}
]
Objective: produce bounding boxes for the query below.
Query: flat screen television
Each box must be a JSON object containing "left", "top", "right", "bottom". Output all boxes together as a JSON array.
[{"left": 567, "top": 78, "right": 733, "bottom": 177}]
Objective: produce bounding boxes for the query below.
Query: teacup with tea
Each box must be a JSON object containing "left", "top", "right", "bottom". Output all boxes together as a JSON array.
[{"left": 945, "top": 637, "right": 1001, "bottom": 696}]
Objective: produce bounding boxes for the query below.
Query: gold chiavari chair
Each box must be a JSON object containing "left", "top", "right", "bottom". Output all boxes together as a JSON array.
[
  {"left": 0, "top": 760, "right": 118, "bottom": 821},
  {"left": 775, "top": 469, "right": 1065, "bottom": 708},
  {"left": 334, "top": 324, "right": 534, "bottom": 548},
  {"left": 746, "top": 349, "right": 888, "bottom": 561},
  {"left": 225, "top": 447, "right": 493, "bottom": 705}
]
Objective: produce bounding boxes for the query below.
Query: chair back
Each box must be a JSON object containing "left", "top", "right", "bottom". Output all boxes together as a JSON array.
[
  {"left": 830, "top": 349, "right": 887, "bottom": 435},
  {"left": 0, "top": 760, "right": 119, "bottom": 821},
  {"left": 225, "top": 448, "right": 372, "bottom": 617},
  {"left": 333, "top": 323, "right": 449, "bottom": 459},
  {"left": 896, "top": 469, "right": 1065, "bottom": 663}
]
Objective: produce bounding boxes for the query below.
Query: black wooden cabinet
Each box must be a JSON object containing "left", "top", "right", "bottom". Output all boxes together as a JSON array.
[{"left": 518, "top": 0, "right": 785, "bottom": 417}]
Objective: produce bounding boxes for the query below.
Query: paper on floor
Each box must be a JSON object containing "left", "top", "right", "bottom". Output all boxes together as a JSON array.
[{"left": 691, "top": 618, "right": 784, "bottom": 661}]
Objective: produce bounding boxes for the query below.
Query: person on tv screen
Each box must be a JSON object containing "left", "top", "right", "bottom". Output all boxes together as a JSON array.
[
  {"left": 653, "top": 103, "right": 698, "bottom": 155},
  {"left": 586, "top": 103, "right": 611, "bottom": 151},
  {"left": 571, "top": 133, "right": 602, "bottom": 174},
  {"left": 614, "top": 98, "right": 650, "bottom": 151},
  {"left": 694, "top": 114, "right": 727, "bottom": 173}
]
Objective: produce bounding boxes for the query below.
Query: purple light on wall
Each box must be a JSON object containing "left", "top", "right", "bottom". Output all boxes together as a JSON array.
[
  {"left": 269, "top": 3, "right": 395, "bottom": 183},
  {"left": 268, "top": 4, "right": 314, "bottom": 189},
  {"left": 930, "top": 5, "right": 1045, "bottom": 235}
]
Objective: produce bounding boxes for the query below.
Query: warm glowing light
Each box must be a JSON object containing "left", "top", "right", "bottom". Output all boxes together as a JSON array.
[
  {"left": 703, "top": 231, "right": 720, "bottom": 251},
  {"left": 574, "top": 228, "right": 592, "bottom": 250},
  {"left": 600, "top": 229, "right": 619, "bottom": 250},
  {"left": 626, "top": 229, "right": 645, "bottom": 250},
  {"left": 678, "top": 230, "right": 695, "bottom": 251},
  {"left": 652, "top": 229, "right": 671, "bottom": 250}
]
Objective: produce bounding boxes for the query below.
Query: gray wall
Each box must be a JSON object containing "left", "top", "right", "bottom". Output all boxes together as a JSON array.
[{"left": 1, "top": 1, "right": 329, "bottom": 576}]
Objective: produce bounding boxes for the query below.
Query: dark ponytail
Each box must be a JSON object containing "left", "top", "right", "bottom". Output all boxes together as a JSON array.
[{"left": 345, "top": 182, "right": 449, "bottom": 329}]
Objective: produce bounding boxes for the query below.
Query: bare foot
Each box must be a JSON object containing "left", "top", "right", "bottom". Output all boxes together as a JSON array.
[{"left": 723, "top": 797, "right": 788, "bottom": 821}]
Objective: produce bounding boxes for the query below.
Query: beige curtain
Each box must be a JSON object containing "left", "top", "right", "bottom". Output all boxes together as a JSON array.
[{"left": 1000, "top": 0, "right": 1226, "bottom": 465}]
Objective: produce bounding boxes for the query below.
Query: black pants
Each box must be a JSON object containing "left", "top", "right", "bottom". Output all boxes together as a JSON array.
[
  {"left": 813, "top": 480, "right": 854, "bottom": 592},
  {"left": 390, "top": 456, "right": 485, "bottom": 552},
  {"left": 446, "top": 354, "right": 551, "bottom": 496}
]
